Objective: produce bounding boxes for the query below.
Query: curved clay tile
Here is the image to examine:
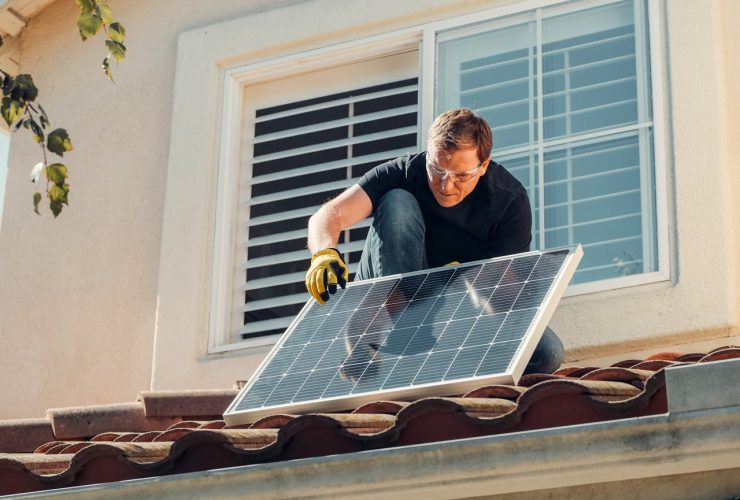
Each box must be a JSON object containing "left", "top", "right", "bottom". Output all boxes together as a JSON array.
[
  {"left": 198, "top": 421, "right": 227, "bottom": 429},
  {"left": 352, "top": 401, "right": 407, "bottom": 415},
  {"left": 706, "top": 345, "right": 739, "bottom": 354},
  {"left": 557, "top": 367, "right": 598, "bottom": 378},
  {"left": 517, "top": 373, "right": 563, "bottom": 387},
  {"left": 165, "top": 421, "right": 200, "bottom": 430},
  {"left": 645, "top": 352, "right": 683, "bottom": 361},
  {"left": 153, "top": 428, "right": 195, "bottom": 442},
  {"left": 630, "top": 360, "right": 678, "bottom": 371},
  {"left": 248, "top": 414, "right": 296, "bottom": 429},
  {"left": 131, "top": 431, "right": 163, "bottom": 442},
  {"left": 674, "top": 353, "right": 704, "bottom": 362},
  {"left": 34, "top": 441, "right": 67, "bottom": 454},
  {"left": 90, "top": 432, "right": 126, "bottom": 442},
  {"left": 699, "top": 347, "right": 740, "bottom": 362},
  {"left": 610, "top": 359, "right": 644, "bottom": 368},
  {"left": 580, "top": 367, "right": 655, "bottom": 382},
  {"left": 463, "top": 385, "right": 525, "bottom": 400},
  {"left": 553, "top": 366, "right": 585, "bottom": 377}
]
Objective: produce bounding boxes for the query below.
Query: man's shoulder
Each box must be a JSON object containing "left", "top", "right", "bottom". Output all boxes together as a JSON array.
[{"left": 486, "top": 161, "right": 527, "bottom": 198}]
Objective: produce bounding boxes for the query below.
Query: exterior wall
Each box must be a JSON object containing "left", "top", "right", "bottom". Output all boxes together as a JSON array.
[
  {"left": 0, "top": 0, "right": 738, "bottom": 417},
  {"left": 153, "top": 0, "right": 740, "bottom": 392},
  {"left": 0, "top": 0, "right": 306, "bottom": 419}
]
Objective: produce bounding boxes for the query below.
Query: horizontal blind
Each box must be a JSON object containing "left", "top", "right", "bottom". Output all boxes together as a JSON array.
[
  {"left": 439, "top": 0, "right": 655, "bottom": 284},
  {"left": 240, "top": 78, "right": 419, "bottom": 338}
]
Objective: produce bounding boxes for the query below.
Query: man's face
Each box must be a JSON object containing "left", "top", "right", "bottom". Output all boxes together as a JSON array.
[{"left": 426, "top": 147, "right": 490, "bottom": 208}]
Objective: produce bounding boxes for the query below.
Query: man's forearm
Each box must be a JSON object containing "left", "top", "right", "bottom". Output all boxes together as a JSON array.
[{"left": 307, "top": 203, "right": 343, "bottom": 254}]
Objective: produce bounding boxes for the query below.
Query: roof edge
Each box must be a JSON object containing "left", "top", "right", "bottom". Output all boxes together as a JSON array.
[{"left": 13, "top": 373, "right": 740, "bottom": 498}]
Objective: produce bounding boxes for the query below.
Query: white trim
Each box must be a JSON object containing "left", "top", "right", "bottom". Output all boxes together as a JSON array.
[
  {"left": 535, "top": 8, "right": 546, "bottom": 251},
  {"left": 226, "top": 31, "right": 422, "bottom": 86},
  {"left": 647, "top": 0, "right": 670, "bottom": 281},
  {"left": 565, "top": 269, "right": 669, "bottom": 296},
  {"left": 207, "top": 70, "right": 244, "bottom": 355},
  {"left": 420, "top": 27, "right": 436, "bottom": 138}
]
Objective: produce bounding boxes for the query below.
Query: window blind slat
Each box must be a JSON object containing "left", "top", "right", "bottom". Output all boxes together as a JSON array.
[
  {"left": 245, "top": 240, "right": 366, "bottom": 269},
  {"left": 250, "top": 148, "right": 410, "bottom": 185},
  {"left": 253, "top": 84, "right": 418, "bottom": 123},
  {"left": 249, "top": 178, "right": 357, "bottom": 206},
  {"left": 252, "top": 125, "right": 417, "bottom": 163},
  {"left": 243, "top": 262, "right": 360, "bottom": 292},
  {"left": 253, "top": 105, "right": 418, "bottom": 144},
  {"left": 248, "top": 218, "right": 372, "bottom": 247},
  {"left": 239, "top": 317, "right": 294, "bottom": 336},
  {"left": 243, "top": 292, "right": 310, "bottom": 312}
]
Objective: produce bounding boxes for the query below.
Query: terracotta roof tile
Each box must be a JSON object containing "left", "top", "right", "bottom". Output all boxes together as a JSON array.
[
  {"left": 0, "top": 348, "right": 738, "bottom": 495},
  {"left": 137, "top": 390, "right": 238, "bottom": 418},
  {"left": 45, "top": 403, "right": 180, "bottom": 440},
  {"left": 0, "top": 419, "right": 55, "bottom": 453}
]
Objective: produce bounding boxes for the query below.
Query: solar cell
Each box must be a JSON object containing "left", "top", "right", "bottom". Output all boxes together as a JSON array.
[{"left": 224, "top": 245, "right": 583, "bottom": 425}]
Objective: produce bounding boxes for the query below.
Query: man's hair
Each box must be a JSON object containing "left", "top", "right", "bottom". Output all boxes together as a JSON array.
[{"left": 426, "top": 108, "right": 493, "bottom": 162}]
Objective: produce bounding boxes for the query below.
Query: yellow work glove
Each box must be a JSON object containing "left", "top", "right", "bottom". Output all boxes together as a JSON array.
[{"left": 305, "top": 248, "right": 349, "bottom": 304}]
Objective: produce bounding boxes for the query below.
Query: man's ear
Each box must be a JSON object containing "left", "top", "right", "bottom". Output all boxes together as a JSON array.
[{"left": 479, "top": 158, "right": 492, "bottom": 175}]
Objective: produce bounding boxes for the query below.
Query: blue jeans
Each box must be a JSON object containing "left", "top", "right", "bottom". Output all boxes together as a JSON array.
[{"left": 356, "top": 189, "right": 564, "bottom": 375}]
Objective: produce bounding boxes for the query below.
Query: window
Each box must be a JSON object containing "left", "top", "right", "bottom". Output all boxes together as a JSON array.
[
  {"left": 436, "top": 0, "right": 657, "bottom": 284},
  {"left": 214, "top": 0, "right": 664, "bottom": 349},
  {"left": 234, "top": 52, "right": 419, "bottom": 341}
]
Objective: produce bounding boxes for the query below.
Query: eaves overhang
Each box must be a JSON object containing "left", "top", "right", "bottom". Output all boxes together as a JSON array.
[{"left": 11, "top": 358, "right": 740, "bottom": 499}]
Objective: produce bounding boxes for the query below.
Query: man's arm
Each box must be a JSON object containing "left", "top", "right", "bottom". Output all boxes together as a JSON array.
[
  {"left": 305, "top": 184, "right": 373, "bottom": 304},
  {"left": 307, "top": 184, "right": 373, "bottom": 253}
]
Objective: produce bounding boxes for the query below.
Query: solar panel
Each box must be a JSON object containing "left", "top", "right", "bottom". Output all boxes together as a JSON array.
[{"left": 224, "top": 245, "right": 583, "bottom": 425}]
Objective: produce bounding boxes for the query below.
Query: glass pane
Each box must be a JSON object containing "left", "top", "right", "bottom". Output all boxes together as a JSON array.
[
  {"left": 540, "top": 131, "right": 656, "bottom": 283},
  {"left": 541, "top": 0, "right": 647, "bottom": 141},
  {"left": 437, "top": 16, "right": 537, "bottom": 151}
]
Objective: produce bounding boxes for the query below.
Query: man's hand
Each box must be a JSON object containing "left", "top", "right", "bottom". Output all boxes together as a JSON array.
[{"left": 306, "top": 248, "right": 349, "bottom": 304}]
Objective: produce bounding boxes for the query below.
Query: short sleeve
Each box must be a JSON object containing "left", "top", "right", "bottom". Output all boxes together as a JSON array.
[{"left": 356, "top": 154, "right": 410, "bottom": 209}]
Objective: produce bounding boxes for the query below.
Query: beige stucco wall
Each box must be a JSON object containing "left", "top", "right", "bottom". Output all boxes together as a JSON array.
[
  {"left": 0, "top": 0, "right": 306, "bottom": 419},
  {"left": 0, "top": 0, "right": 738, "bottom": 418}
]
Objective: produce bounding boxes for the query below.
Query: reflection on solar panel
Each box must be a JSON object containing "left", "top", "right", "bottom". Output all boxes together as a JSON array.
[{"left": 224, "top": 245, "right": 583, "bottom": 425}]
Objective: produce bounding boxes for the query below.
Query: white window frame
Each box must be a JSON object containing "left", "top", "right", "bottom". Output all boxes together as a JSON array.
[{"left": 208, "top": 0, "right": 669, "bottom": 354}]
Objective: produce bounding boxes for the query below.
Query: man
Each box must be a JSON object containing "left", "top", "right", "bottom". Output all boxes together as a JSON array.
[{"left": 305, "top": 108, "right": 563, "bottom": 374}]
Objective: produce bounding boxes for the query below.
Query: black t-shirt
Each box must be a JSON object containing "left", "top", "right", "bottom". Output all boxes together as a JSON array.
[{"left": 357, "top": 152, "right": 532, "bottom": 267}]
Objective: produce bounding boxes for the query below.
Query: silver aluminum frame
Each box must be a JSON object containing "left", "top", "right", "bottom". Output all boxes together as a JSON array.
[{"left": 224, "top": 244, "right": 583, "bottom": 425}]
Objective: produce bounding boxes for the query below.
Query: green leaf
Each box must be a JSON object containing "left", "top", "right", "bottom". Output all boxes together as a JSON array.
[
  {"left": 50, "top": 200, "right": 63, "bottom": 217},
  {"left": 11, "top": 115, "right": 24, "bottom": 132},
  {"left": 0, "top": 96, "right": 23, "bottom": 126},
  {"left": 75, "top": 0, "right": 96, "bottom": 14},
  {"left": 49, "top": 184, "right": 69, "bottom": 204},
  {"left": 12, "top": 74, "right": 38, "bottom": 102},
  {"left": 77, "top": 12, "right": 103, "bottom": 41},
  {"left": 45, "top": 163, "right": 68, "bottom": 184},
  {"left": 29, "top": 118, "right": 44, "bottom": 143},
  {"left": 105, "top": 40, "right": 126, "bottom": 62},
  {"left": 101, "top": 56, "right": 115, "bottom": 83},
  {"left": 33, "top": 192, "right": 42, "bottom": 215},
  {"left": 47, "top": 128, "right": 73, "bottom": 157},
  {"left": 2, "top": 74, "right": 12, "bottom": 95},
  {"left": 107, "top": 22, "right": 125, "bottom": 43},
  {"left": 95, "top": 1, "right": 113, "bottom": 24}
]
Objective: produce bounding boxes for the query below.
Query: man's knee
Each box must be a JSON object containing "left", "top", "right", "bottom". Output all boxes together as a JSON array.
[
  {"left": 524, "top": 327, "right": 564, "bottom": 375},
  {"left": 375, "top": 189, "right": 424, "bottom": 234}
]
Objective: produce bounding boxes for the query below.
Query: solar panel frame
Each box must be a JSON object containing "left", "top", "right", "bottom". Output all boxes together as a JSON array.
[{"left": 224, "top": 245, "right": 583, "bottom": 425}]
